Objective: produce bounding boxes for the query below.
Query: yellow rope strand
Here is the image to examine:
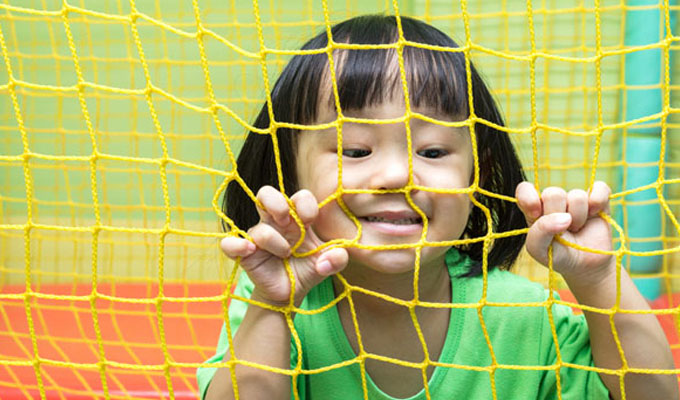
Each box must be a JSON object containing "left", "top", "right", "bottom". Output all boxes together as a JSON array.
[{"left": 0, "top": 1, "right": 678, "bottom": 399}]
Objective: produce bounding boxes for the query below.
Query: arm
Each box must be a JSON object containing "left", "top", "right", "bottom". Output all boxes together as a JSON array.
[
  {"left": 206, "top": 294, "right": 293, "bottom": 399},
  {"left": 205, "top": 187, "right": 348, "bottom": 400},
  {"left": 516, "top": 181, "right": 678, "bottom": 400},
  {"left": 206, "top": 292, "right": 298, "bottom": 400},
  {"left": 567, "top": 259, "right": 675, "bottom": 400}
]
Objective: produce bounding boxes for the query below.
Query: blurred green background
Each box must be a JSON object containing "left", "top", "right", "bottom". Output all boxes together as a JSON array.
[{"left": 0, "top": 0, "right": 678, "bottom": 286}]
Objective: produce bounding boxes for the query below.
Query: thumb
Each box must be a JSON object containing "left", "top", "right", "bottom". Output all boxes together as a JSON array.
[
  {"left": 525, "top": 212, "right": 572, "bottom": 266},
  {"left": 290, "top": 224, "right": 349, "bottom": 294},
  {"left": 295, "top": 221, "right": 349, "bottom": 277},
  {"left": 291, "top": 245, "right": 348, "bottom": 300},
  {"left": 315, "top": 247, "right": 349, "bottom": 276}
]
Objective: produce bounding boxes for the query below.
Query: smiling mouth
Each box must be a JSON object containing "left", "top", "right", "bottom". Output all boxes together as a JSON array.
[{"left": 362, "top": 216, "right": 423, "bottom": 225}]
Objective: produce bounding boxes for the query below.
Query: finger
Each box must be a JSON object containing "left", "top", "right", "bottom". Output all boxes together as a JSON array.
[
  {"left": 525, "top": 213, "right": 572, "bottom": 265},
  {"left": 290, "top": 189, "right": 319, "bottom": 226},
  {"left": 220, "top": 236, "right": 256, "bottom": 258},
  {"left": 256, "top": 185, "right": 291, "bottom": 227},
  {"left": 515, "top": 181, "right": 542, "bottom": 224},
  {"left": 541, "top": 187, "right": 567, "bottom": 215},
  {"left": 248, "top": 223, "right": 291, "bottom": 258},
  {"left": 588, "top": 181, "right": 611, "bottom": 217},
  {"left": 566, "top": 189, "right": 588, "bottom": 232},
  {"left": 315, "top": 247, "right": 349, "bottom": 276}
]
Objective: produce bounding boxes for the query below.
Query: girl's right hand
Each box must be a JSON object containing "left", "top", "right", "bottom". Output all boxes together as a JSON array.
[{"left": 220, "top": 185, "right": 349, "bottom": 306}]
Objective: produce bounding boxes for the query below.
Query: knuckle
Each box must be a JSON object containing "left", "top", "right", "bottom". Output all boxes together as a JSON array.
[
  {"left": 516, "top": 183, "right": 533, "bottom": 202},
  {"left": 221, "top": 237, "right": 239, "bottom": 250},
  {"left": 256, "top": 185, "right": 275, "bottom": 198},
  {"left": 567, "top": 189, "right": 587, "bottom": 201},
  {"left": 593, "top": 180, "right": 611, "bottom": 192},
  {"left": 249, "top": 224, "right": 272, "bottom": 243},
  {"left": 593, "top": 182, "right": 611, "bottom": 200},
  {"left": 257, "top": 186, "right": 285, "bottom": 208},
  {"left": 294, "top": 198, "right": 318, "bottom": 222},
  {"left": 259, "top": 227, "right": 278, "bottom": 243},
  {"left": 295, "top": 189, "right": 314, "bottom": 199},
  {"left": 541, "top": 186, "right": 567, "bottom": 201},
  {"left": 255, "top": 188, "right": 270, "bottom": 206},
  {"left": 257, "top": 191, "right": 290, "bottom": 220},
  {"left": 246, "top": 223, "right": 259, "bottom": 236},
  {"left": 516, "top": 181, "right": 535, "bottom": 194}
]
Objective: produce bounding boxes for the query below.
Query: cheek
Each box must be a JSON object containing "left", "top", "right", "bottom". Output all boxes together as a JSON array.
[
  {"left": 297, "top": 156, "right": 340, "bottom": 198},
  {"left": 416, "top": 161, "right": 473, "bottom": 191},
  {"left": 429, "top": 193, "right": 471, "bottom": 236},
  {"left": 338, "top": 165, "right": 373, "bottom": 190},
  {"left": 312, "top": 200, "right": 358, "bottom": 242},
  {"left": 299, "top": 171, "right": 338, "bottom": 201}
]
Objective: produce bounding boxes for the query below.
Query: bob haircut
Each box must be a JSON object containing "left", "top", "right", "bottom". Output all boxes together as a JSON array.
[{"left": 223, "top": 14, "right": 527, "bottom": 276}]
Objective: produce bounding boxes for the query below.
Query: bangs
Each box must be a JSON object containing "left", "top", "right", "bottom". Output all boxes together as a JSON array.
[
  {"left": 331, "top": 43, "right": 469, "bottom": 118},
  {"left": 277, "top": 15, "right": 470, "bottom": 126}
]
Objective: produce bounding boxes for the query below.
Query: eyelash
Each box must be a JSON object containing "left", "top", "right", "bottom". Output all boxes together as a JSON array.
[
  {"left": 341, "top": 148, "right": 449, "bottom": 159},
  {"left": 417, "top": 148, "right": 448, "bottom": 159},
  {"left": 342, "top": 149, "right": 371, "bottom": 158}
]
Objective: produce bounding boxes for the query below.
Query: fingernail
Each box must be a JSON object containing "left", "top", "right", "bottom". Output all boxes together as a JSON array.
[
  {"left": 555, "top": 213, "right": 571, "bottom": 225},
  {"left": 317, "top": 260, "right": 332, "bottom": 276}
]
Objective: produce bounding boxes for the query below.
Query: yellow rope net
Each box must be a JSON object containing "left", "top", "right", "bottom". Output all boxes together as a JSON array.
[{"left": 0, "top": 0, "right": 678, "bottom": 399}]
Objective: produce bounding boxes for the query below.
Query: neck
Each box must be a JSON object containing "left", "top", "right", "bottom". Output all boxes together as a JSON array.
[{"left": 333, "top": 255, "right": 451, "bottom": 310}]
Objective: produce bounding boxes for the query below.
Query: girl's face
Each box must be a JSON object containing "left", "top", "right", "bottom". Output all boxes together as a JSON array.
[{"left": 296, "top": 99, "right": 473, "bottom": 274}]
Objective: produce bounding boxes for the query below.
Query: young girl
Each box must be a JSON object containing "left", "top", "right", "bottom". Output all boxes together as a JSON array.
[{"left": 198, "top": 15, "right": 677, "bottom": 400}]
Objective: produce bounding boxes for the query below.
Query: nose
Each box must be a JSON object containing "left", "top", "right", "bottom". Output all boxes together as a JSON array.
[{"left": 369, "top": 152, "right": 413, "bottom": 190}]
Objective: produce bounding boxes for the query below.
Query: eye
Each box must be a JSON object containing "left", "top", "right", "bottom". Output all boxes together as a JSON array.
[
  {"left": 417, "top": 148, "right": 448, "bottom": 159},
  {"left": 342, "top": 148, "right": 371, "bottom": 158}
]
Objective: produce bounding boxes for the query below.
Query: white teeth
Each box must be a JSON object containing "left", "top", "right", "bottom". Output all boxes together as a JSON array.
[{"left": 364, "top": 216, "right": 422, "bottom": 225}]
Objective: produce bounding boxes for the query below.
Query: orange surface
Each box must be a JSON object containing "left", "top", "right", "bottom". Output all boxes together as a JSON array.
[
  {"left": 1, "top": 284, "right": 678, "bottom": 398},
  {"left": 644, "top": 294, "right": 680, "bottom": 369},
  {"left": 0, "top": 283, "right": 229, "bottom": 399},
  {"left": 558, "top": 289, "right": 680, "bottom": 370}
]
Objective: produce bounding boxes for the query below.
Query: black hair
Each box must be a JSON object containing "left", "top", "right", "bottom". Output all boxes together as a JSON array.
[{"left": 222, "top": 14, "right": 527, "bottom": 276}]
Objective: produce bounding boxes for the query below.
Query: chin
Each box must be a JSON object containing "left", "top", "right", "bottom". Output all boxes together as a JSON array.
[{"left": 347, "top": 246, "right": 444, "bottom": 274}]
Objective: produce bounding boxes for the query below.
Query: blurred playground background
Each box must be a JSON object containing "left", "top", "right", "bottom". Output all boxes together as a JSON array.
[{"left": 0, "top": 0, "right": 679, "bottom": 398}]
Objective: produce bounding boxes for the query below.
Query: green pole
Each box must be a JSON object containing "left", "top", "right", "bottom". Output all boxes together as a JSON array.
[{"left": 619, "top": 0, "right": 676, "bottom": 300}]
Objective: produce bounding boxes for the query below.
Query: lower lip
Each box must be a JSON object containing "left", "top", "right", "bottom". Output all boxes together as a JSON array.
[{"left": 361, "top": 219, "right": 424, "bottom": 236}]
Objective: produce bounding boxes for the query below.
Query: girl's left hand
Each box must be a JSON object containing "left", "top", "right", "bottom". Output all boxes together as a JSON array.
[{"left": 515, "top": 181, "right": 614, "bottom": 281}]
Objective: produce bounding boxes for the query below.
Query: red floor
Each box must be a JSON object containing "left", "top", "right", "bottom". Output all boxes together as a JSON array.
[
  {"left": 0, "top": 283, "right": 229, "bottom": 399},
  {"left": 0, "top": 284, "right": 678, "bottom": 399},
  {"left": 558, "top": 290, "right": 680, "bottom": 368}
]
